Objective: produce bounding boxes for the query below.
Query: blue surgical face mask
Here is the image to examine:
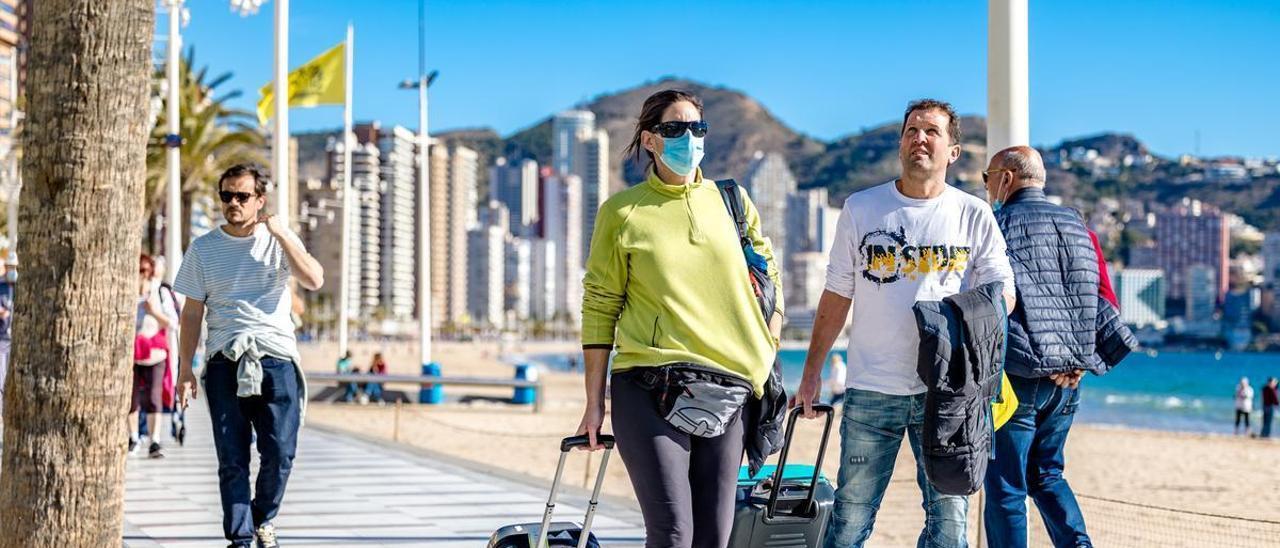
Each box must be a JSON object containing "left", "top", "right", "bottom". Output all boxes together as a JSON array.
[
  {"left": 4, "top": 270, "right": 14, "bottom": 283},
  {"left": 989, "top": 174, "right": 1011, "bottom": 212},
  {"left": 658, "top": 131, "right": 705, "bottom": 177}
]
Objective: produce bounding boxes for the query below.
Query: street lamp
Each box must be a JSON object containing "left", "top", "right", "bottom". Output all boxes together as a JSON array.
[
  {"left": 160, "top": 0, "right": 188, "bottom": 286},
  {"left": 231, "top": 0, "right": 290, "bottom": 226},
  {"left": 397, "top": 71, "right": 438, "bottom": 91},
  {"left": 400, "top": 70, "right": 437, "bottom": 368},
  {"left": 402, "top": 0, "right": 437, "bottom": 370},
  {"left": 229, "top": 0, "right": 266, "bottom": 16}
]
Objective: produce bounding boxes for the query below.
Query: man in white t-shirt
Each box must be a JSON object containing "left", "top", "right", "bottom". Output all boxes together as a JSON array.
[
  {"left": 173, "top": 164, "right": 324, "bottom": 548},
  {"left": 794, "top": 99, "right": 1015, "bottom": 548}
]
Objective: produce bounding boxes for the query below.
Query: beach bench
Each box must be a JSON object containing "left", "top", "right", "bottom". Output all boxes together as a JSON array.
[{"left": 305, "top": 373, "right": 545, "bottom": 413}]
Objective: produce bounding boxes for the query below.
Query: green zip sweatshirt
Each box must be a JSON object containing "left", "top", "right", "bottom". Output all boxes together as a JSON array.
[{"left": 581, "top": 169, "right": 783, "bottom": 396}]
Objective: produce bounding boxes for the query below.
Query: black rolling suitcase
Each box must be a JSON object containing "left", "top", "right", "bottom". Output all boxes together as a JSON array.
[
  {"left": 488, "top": 434, "right": 615, "bottom": 548},
  {"left": 729, "top": 404, "right": 837, "bottom": 548}
]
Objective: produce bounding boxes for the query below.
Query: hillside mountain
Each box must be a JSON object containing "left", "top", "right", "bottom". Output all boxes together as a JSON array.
[
  {"left": 506, "top": 77, "right": 826, "bottom": 192},
  {"left": 503, "top": 79, "right": 995, "bottom": 199},
  {"left": 800, "top": 116, "right": 991, "bottom": 198},
  {"left": 1058, "top": 133, "right": 1148, "bottom": 159},
  {"left": 292, "top": 77, "right": 1280, "bottom": 230}
]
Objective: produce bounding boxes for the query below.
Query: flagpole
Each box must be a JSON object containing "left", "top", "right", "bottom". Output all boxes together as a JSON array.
[
  {"left": 273, "top": 0, "right": 290, "bottom": 223},
  {"left": 338, "top": 23, "right": 354, "bottom": 357}
]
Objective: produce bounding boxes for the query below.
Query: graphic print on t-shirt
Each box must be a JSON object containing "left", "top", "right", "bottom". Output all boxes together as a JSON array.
[{"left": 859, "top": 226, "right": 971, "bottom": 286}]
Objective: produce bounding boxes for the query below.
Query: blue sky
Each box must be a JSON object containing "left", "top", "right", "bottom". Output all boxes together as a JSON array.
[{"left": 178, "top": 0, "right": 1279, "bottom": 158}]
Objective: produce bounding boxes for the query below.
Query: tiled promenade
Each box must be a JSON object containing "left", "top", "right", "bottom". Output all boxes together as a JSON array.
[{"left": 123, "top": 403, "right": 645, "bottom": 547}]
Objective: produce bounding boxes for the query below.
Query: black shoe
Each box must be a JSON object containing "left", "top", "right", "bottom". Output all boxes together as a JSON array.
[
  {"left": 128, "top": 437, "right": 137, "bottom": 453},
  {"left": 148, "top": 442, "right": 164, "bottom": 459},
  {"left": 177, "top": 425, "right": 187, "bottom": 446}
]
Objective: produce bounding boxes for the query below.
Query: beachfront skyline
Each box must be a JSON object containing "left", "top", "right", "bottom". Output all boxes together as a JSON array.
[{"left": 179, "top": 0, "right": 1279, "bottom": 159}]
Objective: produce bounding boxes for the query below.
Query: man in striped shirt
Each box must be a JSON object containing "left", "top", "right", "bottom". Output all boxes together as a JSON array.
[{"left": 174, "top": 164, "right": 324, "bottom": 548}]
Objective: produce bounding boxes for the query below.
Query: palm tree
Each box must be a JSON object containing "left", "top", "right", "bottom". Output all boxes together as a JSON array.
[
  {"left": 0, "top": 1, "right": 154, "bottom": 544},
  {"left": 144, "top": 48, "right": 265, "bottom": 248}
]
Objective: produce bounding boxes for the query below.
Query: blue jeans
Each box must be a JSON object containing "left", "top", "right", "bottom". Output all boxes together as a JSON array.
[
  {"left": 342, "top": 382, "right": 360, "bottom": 402},
  {"left": 1262, "top": 405, "right": 1275, "bottom": 438},
  {"left": 823, "top": 388, "right": 969, "bottom": 548},
  {"left": 984, "top": 375, "right": 1089, "bottom": 548},
  {"left": 365, "top": 381, "right": 383, "bottom": 402},
  {"left": 205, "top": 354, "right": 302, "bottom": 545}
]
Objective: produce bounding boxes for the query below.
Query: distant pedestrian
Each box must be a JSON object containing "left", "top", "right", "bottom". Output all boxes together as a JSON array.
[
  {"left": 1260, "top": 377, "right": 1277, "bottom": 438},
  {"left": 131, "top": 254, "right": 174, "bottom": 459},
  {"left": 152, "top": 256, "right": 185, "bottom": 445},
  {"left": 0, "top": 262, "right": 13, "bottom": 417},
  {"left": 364, "top": 352, "right": 387, "bottom": 403},
  {"left": 1235, "top": 377, "right": 1254, "bottom": 436},
  {"left": 826, "top": 354, "right": 847, "bottom": 405}
]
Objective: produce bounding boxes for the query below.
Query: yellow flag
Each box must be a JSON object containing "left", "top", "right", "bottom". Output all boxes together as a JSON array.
[{"left": 257, "top": 42, "right": 345, "bottom": 125}]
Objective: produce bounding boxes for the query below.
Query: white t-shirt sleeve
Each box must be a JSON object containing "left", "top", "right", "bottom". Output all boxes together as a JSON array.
[
  {"left": 173, "top": 243, "right": 206, "bottom": 302},
  {"left": 824, "top": 202, "right": 859, "bottom": 299},
  {"left": 967, "top": 204, "right": 1016, "bottom": 292}
]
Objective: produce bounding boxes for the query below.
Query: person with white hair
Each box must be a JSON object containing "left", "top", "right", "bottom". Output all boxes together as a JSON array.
[{"left": 1235, "top": 377, "right": 1254, "bottom": 435}]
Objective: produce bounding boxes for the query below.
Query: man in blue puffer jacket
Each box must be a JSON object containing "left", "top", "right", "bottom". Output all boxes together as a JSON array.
[{"left": 982, "top": 146, "right": 1136, "bottom": 548}]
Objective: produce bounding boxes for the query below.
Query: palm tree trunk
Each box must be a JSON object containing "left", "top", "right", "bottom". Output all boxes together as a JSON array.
[{"left": 0, "top": 1, "right": 154, "bottom": 545}]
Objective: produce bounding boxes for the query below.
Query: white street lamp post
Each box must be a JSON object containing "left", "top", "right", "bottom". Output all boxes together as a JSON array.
[
  {"left": 164, "top": 0, "right": 184, "bottom": 284},
  {"left": 230, "top": 0, "right": 289, "bottom": 225},
  {"left": 987, "top": 0, "right": 1029, "bottom": 162},
  {"left": 400, "top": 0, "right": 435, "bottom": 368}
]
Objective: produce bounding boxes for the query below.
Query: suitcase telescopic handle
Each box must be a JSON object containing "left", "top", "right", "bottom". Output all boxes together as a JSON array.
[
  {"left": 539, "top": 434, "right": 617, "bottom": 548},
  {"left": 766, "top": 404, "right": 835, "bottom": 520},
  {"left": 561, "top": 434, "right": 616, "bottom": 452}
]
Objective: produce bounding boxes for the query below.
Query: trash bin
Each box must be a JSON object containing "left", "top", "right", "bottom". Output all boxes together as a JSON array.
[
  {"left": 512, "top": 363, "right": 538, "bottom": 405},
  {"left": 420, "top": 362, "right": 443, "bottom": 404}
]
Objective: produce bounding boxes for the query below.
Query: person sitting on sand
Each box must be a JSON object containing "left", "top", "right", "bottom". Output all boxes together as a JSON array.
[{"left": 364, "top": 352, "right": 388, "bottom": 404}]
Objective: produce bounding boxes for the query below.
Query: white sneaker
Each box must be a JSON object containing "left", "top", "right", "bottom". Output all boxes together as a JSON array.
[{"left": 255, "top": 523, "right": 279, "bottom": 548}]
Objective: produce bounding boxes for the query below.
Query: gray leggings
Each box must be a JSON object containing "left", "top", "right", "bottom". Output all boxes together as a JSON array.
[{"left": 610, "top": 371, "right": 745, "bottom": 548}]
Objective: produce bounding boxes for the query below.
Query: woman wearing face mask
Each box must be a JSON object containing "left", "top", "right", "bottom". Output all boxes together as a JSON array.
[{"left": 576, "top": 89, "right": 784, "bottom": 547}]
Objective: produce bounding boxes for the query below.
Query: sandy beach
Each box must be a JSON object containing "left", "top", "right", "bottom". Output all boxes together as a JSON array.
[{"left": 299, "top": 341, "right": 1280, "bottom": 547}]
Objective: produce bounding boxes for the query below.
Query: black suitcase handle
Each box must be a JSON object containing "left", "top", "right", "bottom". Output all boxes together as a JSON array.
[
  {"left": 766, "top": 404, "right": 835, "bottom": 520},
  {"left": 561, "top": 434, "right": 616, "bottom": 452}
]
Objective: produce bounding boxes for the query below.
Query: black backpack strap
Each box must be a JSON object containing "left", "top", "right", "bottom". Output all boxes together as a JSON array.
[
  {"left": 715, "top": 179, "right": 751, "bottom": 246},
  {"left": 160, "top": 281, "right": 182, "bottom": 314}
]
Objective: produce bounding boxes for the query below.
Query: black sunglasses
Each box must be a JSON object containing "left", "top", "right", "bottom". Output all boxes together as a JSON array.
[
  {"left": 219, "top": 190, "right": 257, "bottom": 204},
  {"left": 650, "top": 120, "right": 709, "bottom": 139}
]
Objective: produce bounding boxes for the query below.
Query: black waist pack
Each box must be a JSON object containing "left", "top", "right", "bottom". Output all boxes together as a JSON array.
[{"left": 627, "top": 363, "right": 752, "bottom": 438}]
